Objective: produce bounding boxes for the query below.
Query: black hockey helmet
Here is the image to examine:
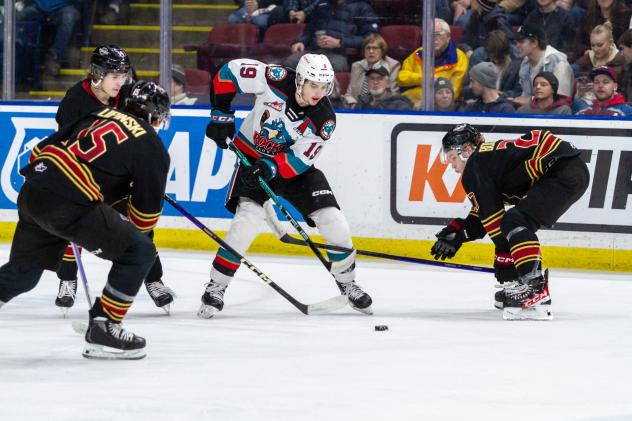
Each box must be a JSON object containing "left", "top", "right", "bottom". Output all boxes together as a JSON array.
[
  {"left": 441, "top": 124, "right": 483, "bottom": 160},
  {"left": 125, "top": 81, "right": 171, "bottom": 130},
  {"left": 90, "top": 45, "right": 131, "bottom": 80}
]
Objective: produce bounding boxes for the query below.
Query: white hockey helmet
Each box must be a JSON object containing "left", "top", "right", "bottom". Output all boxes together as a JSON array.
[{"left": 295, "top": 54, "right": 335, "bottom": 96}]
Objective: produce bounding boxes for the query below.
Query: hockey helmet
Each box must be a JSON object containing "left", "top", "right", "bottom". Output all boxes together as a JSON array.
[
  {"left": 125, "top": 81, "right": 171, "bottom": 130},
  {"left": 295, "top": 54, "right": 335, "bottom": 96},
  {"left": 440, "top": 123, "right": 484, "bottom": 162},
  {"left": 90, "top": 45, "right": 131, "bottom": 81}
]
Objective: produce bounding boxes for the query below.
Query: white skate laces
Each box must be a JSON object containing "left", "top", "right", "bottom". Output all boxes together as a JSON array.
[
  {"left": 339, "top": 281, "right": 366, "bottom": 301},
  {"left": 57, "top": 280, "right": 77, "bottom": 300},
  {"left": 107, "top": 321, "right": 135, "bottom": 342},
  {"left": 146, "top": 280, "right": 175, "bottom": 299},
  {"left": 203, "top": 281, "right": 227, "bottom": 298}
]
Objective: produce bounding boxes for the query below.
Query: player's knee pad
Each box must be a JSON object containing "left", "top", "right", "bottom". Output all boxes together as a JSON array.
[
  {"left": 235, "top": 197, "right": 266, "bottom": 225},
  {"left": 222, "top": 198, "right": 264, "bottom": 255},
  {"left": 501, "top": 208, "right": 538, "bottom": 242},
  {"left": 309, "top": 207, "right": 352, "bottom": 248},
  {"left": 0, "top": 262, "right": 43, "bottom": 301},
  {"left": 120, "top": 232, "right": 156, "bottom": 271}
]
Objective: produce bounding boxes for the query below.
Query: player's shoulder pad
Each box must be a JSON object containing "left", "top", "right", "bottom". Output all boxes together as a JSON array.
[
  {"left": 308, "top": 97, "right": 336, "bottom": 141},
  {"left": 265, "top": 65, "right": 295, "bottom": 94}
]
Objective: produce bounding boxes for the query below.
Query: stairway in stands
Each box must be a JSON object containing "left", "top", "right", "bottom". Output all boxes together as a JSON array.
[{"left": 26, "top": 0, "right": 235, "bottom": 100}]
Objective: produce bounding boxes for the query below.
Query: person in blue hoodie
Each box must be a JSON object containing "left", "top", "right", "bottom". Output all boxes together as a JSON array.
[
  {"left": 284, "top": 0, "right": 379, "bottom": 72},
  {"left": 17, "top": 0, "right": 80, "bottom": 76}
]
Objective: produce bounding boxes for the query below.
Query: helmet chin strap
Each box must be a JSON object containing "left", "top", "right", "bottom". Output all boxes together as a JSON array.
[{"left": 295, "top": 86, "right": 309, "bottom": 107}]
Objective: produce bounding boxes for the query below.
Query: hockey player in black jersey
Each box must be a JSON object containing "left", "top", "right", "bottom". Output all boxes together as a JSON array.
[
  {"left": 0, "top": 81, "right": 171, "bottom": 359},
  {"left": 430, "top": 124, "right": 589, "bottom": 320},
  {"left": 44, "top": 44, "right": 175, "bottom": 313},
  {"left": 200, "top": 54, "right": 373, "bottom": 317}
]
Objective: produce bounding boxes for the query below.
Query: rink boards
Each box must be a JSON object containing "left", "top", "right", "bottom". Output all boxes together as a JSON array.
[{"left": 0, "top": 104, "right": 630, "bottom": 271}]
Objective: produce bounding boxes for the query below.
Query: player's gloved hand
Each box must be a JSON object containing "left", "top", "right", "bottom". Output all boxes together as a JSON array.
[
  {"left": 494, "top": 252, "right": 518, "bottom": 284},
  {"left": 430, "top": 218, "right": 466, "bottom": 260},
  {"left": 205, "top": 109, "right": 235, "bottom": 149},
  {"left": 241, "top": 159, "right": 275, "bottom": 188}
]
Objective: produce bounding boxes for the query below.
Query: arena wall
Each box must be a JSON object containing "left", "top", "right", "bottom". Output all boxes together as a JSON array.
[{"left": 1, "top": 104, "right": 630, "bottom": 271}]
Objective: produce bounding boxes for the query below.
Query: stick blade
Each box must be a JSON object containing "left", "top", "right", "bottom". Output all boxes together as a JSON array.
[
  {"left": 72, "top": 320, "right": 88, "bottom": 334},
  {"left": 307, "top": 295, "right": 349, "bottom": 315}
]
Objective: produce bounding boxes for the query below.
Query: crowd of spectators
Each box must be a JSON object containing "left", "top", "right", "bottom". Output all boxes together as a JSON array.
[{"left": 6, "top": 0, "right": 632, "bottom": 116}]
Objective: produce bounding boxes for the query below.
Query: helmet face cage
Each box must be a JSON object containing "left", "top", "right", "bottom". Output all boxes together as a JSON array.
[
  {"left": 295, "top": 54, "right": 335, "bottom": 97},
  {"left": 125, "top": 81, "right": 171, "bottom": 131},
  {"left": 440, "top": 123, "right": 481, "bottom": 163},
  {"left": 90, "top": 45, "right": 132, "bottom": 84}
]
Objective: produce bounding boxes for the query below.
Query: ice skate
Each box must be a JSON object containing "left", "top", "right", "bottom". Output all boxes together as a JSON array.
[
  {"left": 198, "top": 280, "right": 227, "bottom": 319},
  {"left": 503, "top": 270, "right": 552, "bottom": 321},
  {"left": 336, "top": 280, "right": 373, "bottom": 315},
  {"left": 493, "top": 280, "right": 518, "bottom": 310},
  {"left": 145, "top": 280, "right": 175, "bottom": 314},
  {"left": 82, "top": 317, "right": 146, "bottom": 360},
  {"left": 55, "top": 279, "right": 77, "bottom": 317}
]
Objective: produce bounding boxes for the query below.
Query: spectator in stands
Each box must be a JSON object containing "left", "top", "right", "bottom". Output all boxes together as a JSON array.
[
  {"left": 485, "top": 30, "right": 522, "bottom": 97},
  {"left": 464, "top": 61, "right": 516, "bottom": 112},
  {"left": 355, "top": 67, "right": 413, "bottom": 111},
  {"left": 618, "top": 29, "right": 632, "bottom": 101},
  {"left": 398, "top": 19, "right": 469, "bottom": 107},
  {"left": 521, "top": 0, "right": 577, "bottom": 55},
  {"left": 572, "top": 71, "right": 597, "bottom": 112},
  {"left": 576, "top": 66, "right": 632, "bottom": 115},
  {"left": 170, "top": 64, "right": 198, "bottom": 105},
  {"left": 450, "top": 0, "right": 474, "bottom": 26},
  {"left": 517, "top": 71, "right": 572, "bottom": 113},
  {"left": 285, "top": 0, "right": 379, "bottom": 73},
  {"left": 228, "top": 0, "right": 282, "bottom": 34},
  {"left": 576, "top": 22, "right": 625, "bottom": 79},
  {"left": 16, "top": 0, "right": 81, "bottom": 76},
  {"left": 342, "top": 34, "right": 400, "bottom": 108},
  {"left": 580, "top": 0, "right": 632, "bottom": 55},
  {"left": 459, "top": 0, "right": 513, "bottom": 67},
  {"left": 434, "top": 77, "right": 462, "bottom": 111},
  {"left": 268, "top": 0, "right": 319, "bottom": 25},
  {"left": 510, "top": 24, "right": 574, "bottom": 107},
  {"left": 99, "top": 0, "right": 130, "bottom": 25}
]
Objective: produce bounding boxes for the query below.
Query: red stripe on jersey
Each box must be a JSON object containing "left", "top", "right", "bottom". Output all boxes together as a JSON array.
[
  {"left": 213, "top": 72, "right": 237, "bottom": 95},
  {"left": 273, "top": 154, "right": 300, "bottom": 179},
  {"left": 233, "top": 136, "right": 261, "bottom": 159}
]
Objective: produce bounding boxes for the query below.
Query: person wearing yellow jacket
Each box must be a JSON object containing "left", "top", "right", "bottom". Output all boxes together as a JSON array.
[{"left": 397, "top": 19, "right": 469, "bottom": 107}]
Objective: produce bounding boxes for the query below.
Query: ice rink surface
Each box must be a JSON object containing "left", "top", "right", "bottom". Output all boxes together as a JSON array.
[{"left": 1, "top": 244, "right": 631, "bottom": 421}]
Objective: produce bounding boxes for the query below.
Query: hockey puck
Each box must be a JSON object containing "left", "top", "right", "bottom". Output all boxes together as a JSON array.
[{"left": 374, "top": 325, "right": 388, "bottom": 331}]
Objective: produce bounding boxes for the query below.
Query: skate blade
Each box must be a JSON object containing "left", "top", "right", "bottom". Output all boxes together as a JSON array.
[
  {"left": 197, "top": 304, "right": 219, "bottom": 319},
  {"left": 72, "top": 321, "right": 89, "bottom": 334},
  {"left": 59, "top": 307, "right": 69, "bottom": 318},
  {"left": 351, "top": 304, "right": 373, "bottom": 316},
  {"left": 161, "top": 303, "right": 171, "bottom": 315},
  {"left": 503, "top": 305, "right": 553, "bottom": 321},
  {"left": 306, "top": 295, "right": 348, "bottom": 315},
  {"left": 82, "top": 343, "right": 146, "bottom": 360}
]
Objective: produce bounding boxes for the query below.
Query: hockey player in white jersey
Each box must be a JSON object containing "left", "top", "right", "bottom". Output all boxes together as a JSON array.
[{"left": 200, "top": 54, "right": 373, "bottom": 318}]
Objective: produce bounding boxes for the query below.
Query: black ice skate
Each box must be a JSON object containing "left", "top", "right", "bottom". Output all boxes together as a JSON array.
[
  {"left": 503, "top": 269, "right": 552, "bottom": 321},
  {"left": 493, "top": 280, "right": 518, "bottom": 310},
  {"left": 82, "top": 317, "right": 146, "bottom": 360},
  {"left": 55, "top": 279, "right": 77, "bottom": 316},
  {"left": 336, "top": 280, "right": 373, "bottom": 315},
  {"left": 145, "top": 279, "right": 176, "bottom": 314},
  {"left": 198, "top": 280, "right": 227, "bottom": 319}
]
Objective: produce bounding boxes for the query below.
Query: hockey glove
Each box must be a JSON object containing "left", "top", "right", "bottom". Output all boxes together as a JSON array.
[
  {"left": 205, "top": 109, "right": 236, "bottom": 149},
  {"left": 494, "top": 252, "right": 519, "bottom": 284},
  {"left": 430, "top": 218, "right": 466, "bottom": 260},
  {"left": 241, "top": 160, "right": 275, "bottom": 188}
]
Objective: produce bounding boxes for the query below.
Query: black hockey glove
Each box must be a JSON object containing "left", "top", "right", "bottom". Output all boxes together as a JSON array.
[
  {"left": 205, "top": 109, "right": 235, "bottom": 149},
  {"left": 241, "top": 160, "right": 275, "bottom": 188},
  {"left": 494, "top": 252, "right": 519, "bottom": 284},
  {"left": 430, "top": 218, "right": 466, "bottom": 260}
]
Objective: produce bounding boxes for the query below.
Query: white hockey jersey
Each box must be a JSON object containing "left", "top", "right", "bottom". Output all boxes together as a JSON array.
[{"left": 212, "top": 59, "right": 336, "bottom": 179}]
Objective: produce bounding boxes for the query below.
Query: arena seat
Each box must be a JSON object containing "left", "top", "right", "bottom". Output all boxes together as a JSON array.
[
  {"left": 183, "top": 23, "right": 259, "bottom": 74},
  {"left": 379, "top": 25, "right": 422, "bottom": 62}
]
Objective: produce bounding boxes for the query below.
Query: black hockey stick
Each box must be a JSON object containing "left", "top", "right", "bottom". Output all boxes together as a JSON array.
[
  {"left": 228, "top": 142, "right": 334, "bottom": 272},
  {"left": 164, "top": 195, "right": 348, "bottom": 315},
  {"left": 262, "top": 201, "right": 494, "bottom": 274}
]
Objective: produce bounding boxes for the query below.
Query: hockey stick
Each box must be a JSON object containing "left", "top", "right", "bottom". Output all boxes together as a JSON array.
[
  {"left": 164, "top": 194, "right": 348, "bottom": 315},
  {"left": 263, "top": 201, "right": 495, "bottom": 274},
  {"left": 228, "top": 142, "right": 333, "bottom": 272},
  {"left": 71, "top": 242, "right": 92, "bottom": 334}
]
